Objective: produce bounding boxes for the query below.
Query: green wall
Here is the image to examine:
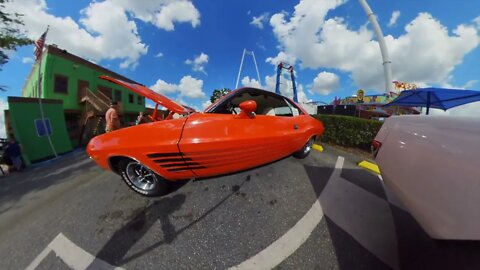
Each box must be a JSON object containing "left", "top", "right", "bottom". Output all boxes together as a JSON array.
[
  {"left": 22, "top": 59, "right": 45, "bottom": 98},
  {"left": 8, "top": 98, "right": 73, "bottom": 164},
  {"left": 22, "top": 50, "right": 145, "bottom": 113}
]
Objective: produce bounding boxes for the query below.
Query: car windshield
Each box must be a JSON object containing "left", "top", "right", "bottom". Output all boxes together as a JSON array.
[{"left": 206, "top": 88, "right": 302, "bottom": 117}]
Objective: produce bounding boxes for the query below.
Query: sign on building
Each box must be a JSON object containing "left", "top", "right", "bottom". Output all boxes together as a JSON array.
[{"left": 35, "top": 118, "right": 52, "bottom": 137}]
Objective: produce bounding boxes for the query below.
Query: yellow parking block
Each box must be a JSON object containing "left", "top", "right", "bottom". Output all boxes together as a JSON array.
[
  {"left": 312, "top": 144, "right": 323, "bottom": 152},
  {"left": 358, "top": 160, "right": 381, "bottom": 175}
]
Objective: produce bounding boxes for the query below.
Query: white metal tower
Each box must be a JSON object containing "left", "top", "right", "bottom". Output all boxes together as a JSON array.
[{"left": 235, "top": 49, "right": 261, "bottom": 89}]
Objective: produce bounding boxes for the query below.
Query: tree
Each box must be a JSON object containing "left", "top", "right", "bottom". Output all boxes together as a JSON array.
[
  {"left": 0, "top": 0, "right": 32, "bottom": 89},
  {"left": 210, "top": 88, "right": 231, "bottom": 103}
]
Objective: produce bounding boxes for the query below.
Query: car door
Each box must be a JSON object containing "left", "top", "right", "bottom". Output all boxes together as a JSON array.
[
  {"left": 178, "top": 112, "right": 299, "bottom": 178},
  {"left": 269, "top": 98, "right": 312, "bottom": 152}
]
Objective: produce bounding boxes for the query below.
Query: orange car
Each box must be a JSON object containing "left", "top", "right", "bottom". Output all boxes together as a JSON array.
[{"left": 87, "top": 76, "right": 324, "bottom": 196}]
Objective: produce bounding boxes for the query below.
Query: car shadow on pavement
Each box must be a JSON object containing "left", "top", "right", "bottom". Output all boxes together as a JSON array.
[
  {"left": 390, "top": 204, "right": 480, "bottom": 270},
  {"left": 95, "top": 174, "right": 251, "bottom": 267},
  {"left": 304, "top": 163, "right": 480, "bottom": 270},
  {"left": 96, "top": 193, "right": 187, "bottom": 266}
]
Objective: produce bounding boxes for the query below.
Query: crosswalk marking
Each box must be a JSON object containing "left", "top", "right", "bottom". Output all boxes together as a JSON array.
[{"left": 26, "top": 233, "right": 124, "bottom": 270}]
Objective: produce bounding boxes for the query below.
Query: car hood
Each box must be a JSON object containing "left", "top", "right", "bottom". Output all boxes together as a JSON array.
[{"left": 100, "top": 75, "right": 192, "bottom": 114}]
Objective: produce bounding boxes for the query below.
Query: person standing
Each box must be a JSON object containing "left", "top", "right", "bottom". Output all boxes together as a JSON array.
[
  {"left": 5, "top": 138, "right": 23, "bottom": 172},
  {"left": 105, "top": 101, "right": 121, "bottom": 132},
  {"left": 135, "top": 111, "right": 146, "bottom": 125}
]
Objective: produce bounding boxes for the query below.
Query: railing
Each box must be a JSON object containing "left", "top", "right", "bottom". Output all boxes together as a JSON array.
[
  {"left": 95, "top": 89, "right": 111, "bottom": 108},
  {"left": 81, "top": 88, "right": 110, "bottom": 113}
]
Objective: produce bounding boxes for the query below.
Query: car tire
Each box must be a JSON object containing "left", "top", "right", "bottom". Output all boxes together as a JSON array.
[
  {"left": 118, "top": 159, "right": 170, "bottom": 197},
  {"left": 293, "top": 137, "right": 314, "bottom": 159}
]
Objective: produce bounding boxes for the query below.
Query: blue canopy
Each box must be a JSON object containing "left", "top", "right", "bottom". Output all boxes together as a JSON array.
[{"left": 384, "top": 87, "right": 480, "bottom": 114}]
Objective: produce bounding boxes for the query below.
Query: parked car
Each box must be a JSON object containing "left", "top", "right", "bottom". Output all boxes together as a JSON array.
[
  {"left": 372, "top": 115, "right": 480, "bottom": 240},
  {"left": 87, "top": 76, "right": 324, "bottom": 196}
]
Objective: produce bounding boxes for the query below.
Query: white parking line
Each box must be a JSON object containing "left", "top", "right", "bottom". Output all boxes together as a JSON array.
[
  {"left": 26, "top": 233, "right": 124, "bottom": 270},
  {"left": 229, "top": 157, "right": 344, "bottom": 270}
]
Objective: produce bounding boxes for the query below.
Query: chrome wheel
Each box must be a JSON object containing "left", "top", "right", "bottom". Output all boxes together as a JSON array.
[
  {"left": 293, "top": 137, "right": 315, "bottom": 159},
  {"left": 125, "top": 161, "right": 158, "bottom": 191},
  {"left": 303, "top": 138, "right": 313, "bottom": 155}
]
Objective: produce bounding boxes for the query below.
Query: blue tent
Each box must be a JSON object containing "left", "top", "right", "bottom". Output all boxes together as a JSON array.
[{"left": 384, "top": 87, "right": 480, "bottom": 114}]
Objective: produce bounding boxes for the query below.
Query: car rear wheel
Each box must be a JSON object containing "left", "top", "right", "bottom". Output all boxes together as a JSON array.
[
  {"left": 293, "top": 137, "right": 314, "bottom": 159},
  {"left": 118, "top": 159, "right": 169, "bottom": 197}
]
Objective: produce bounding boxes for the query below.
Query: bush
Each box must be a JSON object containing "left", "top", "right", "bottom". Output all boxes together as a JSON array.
[{"left": 312, "top": 115, "right": 384, "bottom": 151}]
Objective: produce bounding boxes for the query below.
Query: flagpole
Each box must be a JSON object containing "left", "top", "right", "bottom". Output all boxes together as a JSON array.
[{"left": 36, "top": 26, "right": 58, "bottom": 157}]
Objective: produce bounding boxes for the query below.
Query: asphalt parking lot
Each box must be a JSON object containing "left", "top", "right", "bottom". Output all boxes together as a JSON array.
[{"left": 0, "top": 146, "right": 479, "bottom": 270}]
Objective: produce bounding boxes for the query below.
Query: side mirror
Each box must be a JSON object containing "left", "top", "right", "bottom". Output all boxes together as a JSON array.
[{"left": 238, "top": 100, "right": 257, "bottom": 118}]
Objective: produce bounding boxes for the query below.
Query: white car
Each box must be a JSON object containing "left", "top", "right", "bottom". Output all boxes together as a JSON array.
[{"left": 372, "top": 115, "right": 480, "bottom": 240}]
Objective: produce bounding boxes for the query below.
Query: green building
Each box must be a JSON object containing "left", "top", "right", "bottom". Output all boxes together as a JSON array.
[
  {"left": 7, "top": 97, "right": 72, "bottom": 164},
  {"left": 6, "top": 45, "right": 145, "bottom": 164}
]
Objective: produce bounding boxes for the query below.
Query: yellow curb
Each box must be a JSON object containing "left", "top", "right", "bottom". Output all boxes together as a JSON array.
[
  {"left": 312, "top": 144, "right": 323, "bottom": 152},
  {"left": 358, "top": 160, "right": 381, "bottom": 175}
]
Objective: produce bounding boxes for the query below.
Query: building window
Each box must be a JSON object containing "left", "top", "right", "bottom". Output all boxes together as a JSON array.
[
  {"left": 54, "top": 74, "right": 68, "bottom": 94},
  {"left": 114, "top": 90, "right": 122, "bottom": 102},
  {"left": 129, "top": 94, "right": 134, "bottom": 103},
  {"left": 137, "top": 95, "right": 143, "bottom": 105}
]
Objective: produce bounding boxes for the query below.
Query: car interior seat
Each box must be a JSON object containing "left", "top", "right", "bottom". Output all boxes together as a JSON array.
[{"left": 263, "top": 107, "right": 276, "bottom": 116}]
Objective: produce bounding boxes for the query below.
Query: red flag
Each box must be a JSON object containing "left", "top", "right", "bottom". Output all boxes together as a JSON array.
[{"left": 34, "top": 27, "right": 49, "bottom": 61}]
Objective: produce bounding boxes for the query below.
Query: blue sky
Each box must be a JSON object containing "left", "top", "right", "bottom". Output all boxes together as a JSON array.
[{"left": 2, "top": 0, "right": 480, "bottom": 114}]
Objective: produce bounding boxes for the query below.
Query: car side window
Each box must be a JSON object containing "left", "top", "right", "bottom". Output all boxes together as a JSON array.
[
  {"left": 285, "top": 99, "right": 303, "bottom": 116},
  {"left": 256, "top": 95, "right": 294, "bottom": 117},
  {"left": 206, "top": 89, "right": 304, "bottom": 117},
  {"left": 273, "top": 106, "right": 293, "bottom": 117}
]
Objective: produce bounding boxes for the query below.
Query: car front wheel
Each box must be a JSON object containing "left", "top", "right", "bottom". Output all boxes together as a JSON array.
[
  {"left": 118, "top": 159, "right": 169, "bottom": 197},
  {"left": 293, "top": 137, "right": 314, "bottom": 159}
]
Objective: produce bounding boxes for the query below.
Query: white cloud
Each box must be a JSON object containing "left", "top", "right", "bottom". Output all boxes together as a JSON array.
[
  {"left": 113, "top": 0, "right": 200, "bottom": 31},
  {"left": 474, "top": 16, "right": 480, "bottom": 30},
  {"left": 311, "top": 71, "right": 340, "bottom": 95},
  {"left": 429, "top": 101, "right": 480, "bottom": 117},
  {"left": 150, "top": 75, "right": 206, "bottom": 99},
  {"left": 440, "top": 76, "right": 479, "bottom": 90},
  {"left": 22, "top": 57, "right": 34, "bottom": 64},
  {"left": 4, "top": 0, "right": 201, "bottom": 69},
  {"left": 388, "top": 11, "right": 401, "bottom": 27},
  {"left": 178, "top": 76, "right": 205, "bottom": 98},
  {"left": 265, "top": 51, "right": 297, "bottom": 66},
  {"left": 150, "top": 79, "right": 177, "bottom": 94},
  {"left": 463, "top": 80, "right": 478, "bottom": 89},
  {"left": 241, "top": 76, "right": 262, "bottom": 88},
  {"left": 4, "top": 0, "right": 146, "bottom": 69},
  {"left": 155, "top": 52, "right": 163, "bottom": 58},
  {"left": 250, "top": 13, "right": 269, "bottom": 29},
  {"left": 239, "top": 73, "right": 311, "bottom": 102},
  {"left": 202, "top": 100, "right": 212, "bottom": 110},
  {"left": 269, "top": 0, "right": 480, "bottom": 92},
  {"left": 185, "top": 53, "right": 209, "bottom": 75},
  {"left": 265, "top": 74, "right": 311, "bottom": 102},
  {"left": 0, "top": 99, "right": 8, "bottom": 138}
]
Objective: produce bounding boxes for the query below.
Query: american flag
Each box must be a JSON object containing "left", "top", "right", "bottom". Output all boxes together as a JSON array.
[{"left": 34, "top": 27, "right": 49, "bottom": 61}]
